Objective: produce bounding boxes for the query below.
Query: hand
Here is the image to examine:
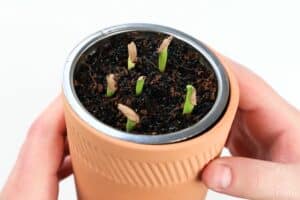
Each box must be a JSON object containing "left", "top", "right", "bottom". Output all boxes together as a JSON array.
[
  {"left": 0, "top": 96, "right": 72, "bottom": 200},
  {"left": 202, "top": 55, "right": 300, "bottom": 199}
]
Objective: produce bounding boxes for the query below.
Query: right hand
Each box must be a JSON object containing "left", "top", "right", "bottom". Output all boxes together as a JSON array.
[{"left": 202, "top": 55, "right": 300, "bottom": 200}]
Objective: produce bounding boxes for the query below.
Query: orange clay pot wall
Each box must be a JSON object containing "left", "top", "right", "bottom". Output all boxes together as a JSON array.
[{"left": 63, "top": 54, "right": 239, "bottom": 200}]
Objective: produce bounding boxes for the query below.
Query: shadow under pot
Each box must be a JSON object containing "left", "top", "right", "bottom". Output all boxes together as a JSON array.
[{"left": 63, "top": 23, "right": 239, "bottom": 200}]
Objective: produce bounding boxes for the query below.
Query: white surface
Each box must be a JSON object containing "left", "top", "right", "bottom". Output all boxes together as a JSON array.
[{"left": 1, "top": 0, "right": 300, "bottom": 199}]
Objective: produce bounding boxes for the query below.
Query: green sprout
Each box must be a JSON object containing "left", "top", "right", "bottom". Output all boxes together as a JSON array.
[
  {"left": 126, "top": 120, "right": 136, "bottom": 132},
  {"left": 135, "top": 76, "right": 146, "bottom": 96},
  {"left": 127, "top": 41, "right": 137, "bottom": 70},
  {"left": 117, "top": 103, "right": 140, "bottom": 132},
  {"left": 106, "top": 74, "right": 117, "bottom": 97},
  {"left": 157, "top": 36, "right": 173, "bottom": 72},
  {"left": 183, "top": 85, "right": 197, "bottom": 114}
]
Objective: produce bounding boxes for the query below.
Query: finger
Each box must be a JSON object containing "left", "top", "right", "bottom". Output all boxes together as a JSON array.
[
  {"left": 215, "top": 54, "right": 300, "bottom": 153},
  {"left": 202, "top": 157, "right": 300, "bottom": 200},
  {"left": 58, "top": 155, "right": 73, "bottom": 180},
  {"left": 225, "top": 110, "right": 260, "bottom": 158},
  {"left": 218, "top": 54, "right": 295, "bottom": 113},
  {"left": 58, "top": 139, "right": 72, "bottom": 180},
  {"left": 22, "top": 95, "right": 66, "bottom": 177},
  {"left": 2, "top": 95, "right": 66, "bottom": 199}
]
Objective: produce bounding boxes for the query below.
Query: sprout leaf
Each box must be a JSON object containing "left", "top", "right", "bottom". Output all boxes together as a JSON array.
[
  {"left": 117, "top": 103, "right": 140, "bottom": 132},
  {"left": 158, "top": 36, "right": 173, "bottom": 72},
  {"left": 128, "top": 42, "right": 137, "bottom": 70},
  {"left": 183, "top": 85, "right": 197, "bottom": 114},
  {"left": 135, "top": 76, "right": 146, "bottom": 96},
  {"left": 106, "top": 74, "right": 117, "bottom": 97}
]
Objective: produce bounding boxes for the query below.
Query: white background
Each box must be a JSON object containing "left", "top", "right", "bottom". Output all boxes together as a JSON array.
[{"left": 1, "top": 0, "right": 300, "bottom": 199}]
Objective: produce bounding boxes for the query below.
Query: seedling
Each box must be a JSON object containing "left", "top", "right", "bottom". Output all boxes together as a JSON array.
[
  {"left": 106, "top": 74, "right": 117, "bottom": 97},
  {"left": 157, "top": 36, "right": 173, "bottom": 72},
  {"left": 117, "top": 103, "right": 140, "bottom": 132},
  {"left": 135, "top": 76, "right": 146, "bottom": 96},
  {"left": 183, "top": 85, "right": 197, "bottom": 114},
  {"left": 128, "top": 41, "right": 137, "bottom": 70}
]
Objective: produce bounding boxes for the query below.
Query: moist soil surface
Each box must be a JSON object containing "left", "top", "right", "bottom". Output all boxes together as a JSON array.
[{"left": 74, "top": 31, "right": 217, "bottom": 135}]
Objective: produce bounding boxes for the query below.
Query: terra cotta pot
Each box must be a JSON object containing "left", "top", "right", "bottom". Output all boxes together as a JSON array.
[{"left": 63, "top": 23, "right": 239, "bottom": 200}]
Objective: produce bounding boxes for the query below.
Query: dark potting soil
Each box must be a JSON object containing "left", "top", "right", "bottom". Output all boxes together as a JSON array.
[{"left": 73, "top": 31, "right": 217, "bottom": 135}]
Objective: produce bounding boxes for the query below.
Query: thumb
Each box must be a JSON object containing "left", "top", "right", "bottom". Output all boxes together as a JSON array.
[{"left": 202, "top": 157, "right": 300, "bottom": 200}]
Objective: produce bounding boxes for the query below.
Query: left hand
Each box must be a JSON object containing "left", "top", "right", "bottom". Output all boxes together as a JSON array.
[{"left": 0, "top": 96, "right": 72, "bottom": 200}]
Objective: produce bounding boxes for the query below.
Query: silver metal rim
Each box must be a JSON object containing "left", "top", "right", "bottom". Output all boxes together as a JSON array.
[{"left": 63, "top": 23, "right": 230, "bottom": 144}]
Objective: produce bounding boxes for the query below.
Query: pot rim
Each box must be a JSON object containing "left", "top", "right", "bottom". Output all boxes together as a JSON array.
[{"left": 63, "top": 23, "right": 230, "bottom": 144}]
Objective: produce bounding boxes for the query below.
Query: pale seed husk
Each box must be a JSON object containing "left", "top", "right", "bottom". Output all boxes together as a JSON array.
[
  {"left": 106, "top": 74, "right": 117, "bottom": 93},
  {"left": 138, "top": 76, "right": 146, "bottom": 81},
  {"left": 157, "top": 36, "right": 173, "bottom": 53},
  {"left": 190, "top": 87, "right": 197, "bottom": 106},
  {"left": 128, "top": 41, "right": 137, "bottom": 63},
  {"left": 117, "top": 103, "right": 140, "bottom": 123}
]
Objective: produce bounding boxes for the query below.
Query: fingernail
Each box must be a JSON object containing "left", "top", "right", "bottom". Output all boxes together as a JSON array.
[{"left": 210, "top": 164, "right": 232, "bottom": 190}]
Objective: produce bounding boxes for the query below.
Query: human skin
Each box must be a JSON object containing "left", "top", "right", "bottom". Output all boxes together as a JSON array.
[
  {"left": 0, "top": 96, "right": 72, "bottom": 200},
  {"left": 1, "top": 55, "right": 300, "bottom": 200},
  {"left": 202, "top": 56, "right": 300, "bottom": 199}
]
